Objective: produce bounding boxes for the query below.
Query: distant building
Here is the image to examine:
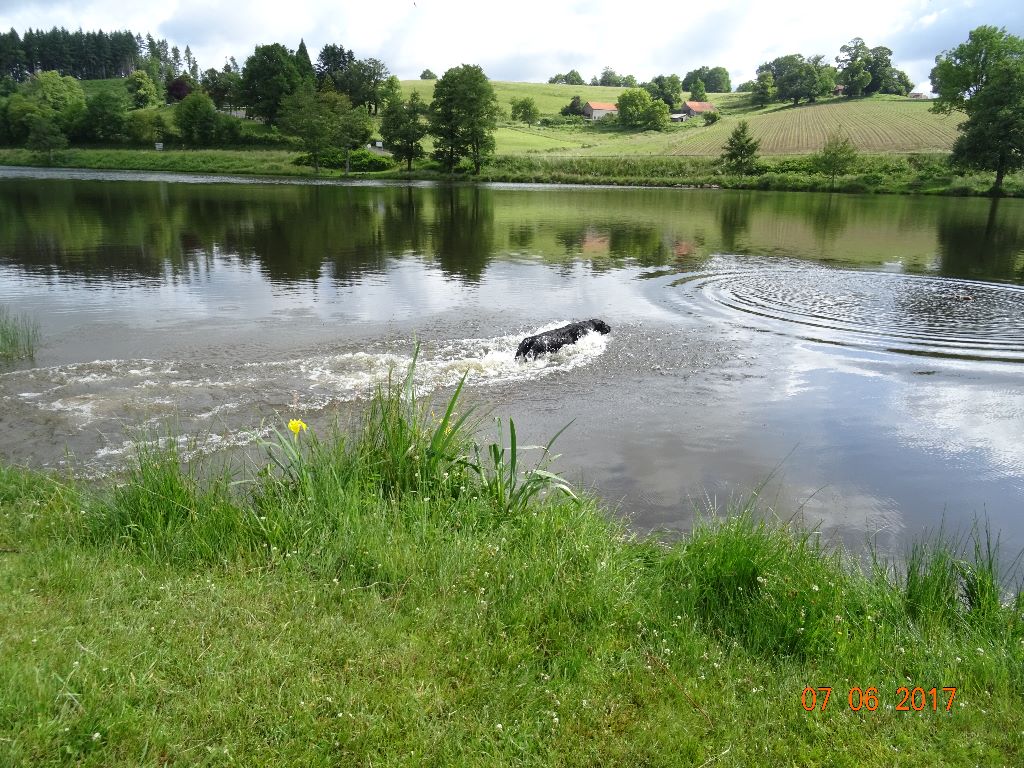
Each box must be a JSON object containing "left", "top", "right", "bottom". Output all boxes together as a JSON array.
[
  {"left": 583, "top": 101, "right": 618, "bottom": 120},
  {"left": 681, "top": 100, "right": 715, "bottom": 116},
  {"left": 833, "top": 84, "right": 846, "bottom": 96},
  {"left": 669, "top": 113, "right": 689, "bottom": 122},
  {"left": 908, "top": 92, "right": 930, "bottom": 100}
]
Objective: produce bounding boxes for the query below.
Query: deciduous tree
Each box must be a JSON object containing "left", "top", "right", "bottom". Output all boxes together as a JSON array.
[
  {"left": 81, "top": 89, "right": 128, "bottom": 142},
  {"left": 644, "top": 74, "right": 682, "bottom": 109},
  {"left": 429, "top": 64, "right": 498, "bottom": 173},
  {"left": 23, "top": 70, "right": 85, "bottom": 133},
  {"left": 241, "top": 43, "right": 302, "bottom": 124},
  {"left": 616, "top": 88, "right": 668, "bottom": 130},
  {"left": 381, "top": 91, "right": 428, "bottom": 170},
  {"left": 25, "top": 113, "right": 66, "bottom": 162},
  {"left": 175, "top": 91, "right": 217, "bottom": 146},
  {"left": 931, "top": 26, "right": 1024, "bottom": 193},
  {"left": 279, "top": 86, "right": 371, "bottom": 173},
  {"left": 690, "top": 78, "right": 707, "bottom": 102},
  {"left": 751, "top": 70, "right": 776, "bottom": 106},
  {"left": 510, "top": 96, "right": 539, "bottom": 124},
  {"left": 814, "top": 132, "right": 859, "bottom": 188},
  {"left": 126, "top": 70, "right": 159, "bottom": 109},
  {"left": 683, "top": 66, "right": 730, "bottom": 93},
  {"left": 166, "top": 75, "right": 194, "bottom": 103}
]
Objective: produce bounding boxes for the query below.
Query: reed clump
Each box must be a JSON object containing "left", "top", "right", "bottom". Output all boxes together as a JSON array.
[{"left": 0, "top": 305, "right": 40, "bottom": 361}]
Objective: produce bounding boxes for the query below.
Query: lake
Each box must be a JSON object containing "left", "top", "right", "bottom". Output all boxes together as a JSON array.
[{"left": 2, "top": 168, "right": 1023, "bottom": 558}]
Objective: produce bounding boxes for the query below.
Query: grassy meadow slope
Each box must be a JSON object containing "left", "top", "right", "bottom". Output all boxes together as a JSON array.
[
  {"left": 404, "top": 81, "right": 960, "bottom": 156},
  {"left": 403, "top": 79, "right": 628, "bottom": 117}
]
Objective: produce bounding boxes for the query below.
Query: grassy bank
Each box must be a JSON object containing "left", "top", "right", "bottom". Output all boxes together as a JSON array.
[
  {"left": 0, "top": 148, "right": 308, "bottom": 178},
  {"left": 4, "top": 147, "right": 1021, "bottom": 197},
  {"left": 476, "top": 153, "right": 1024, "bottom": 196},
  {"left": 1, "top": 364, "right": 1021, "bottom": 766}
]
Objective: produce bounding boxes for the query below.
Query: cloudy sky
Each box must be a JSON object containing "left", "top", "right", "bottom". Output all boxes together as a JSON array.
[{"left": 2, "top": 0, "right": 1022, "bottom": 92}]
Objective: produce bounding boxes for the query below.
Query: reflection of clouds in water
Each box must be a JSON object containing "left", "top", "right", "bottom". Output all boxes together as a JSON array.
[
  {"left": 763, "top": 342, "right": 886, "bottom": 401},
  {"left": 892, "top": 378, "right": 1024, "bottom": 479},
  {"left": 776, "top": 483, "right": 905, "bottom": 552},
  {"left": 477, "top": 262, "right": 680, "bottom": 323},
  {"left": 325, "top": 261, "right": 468, "bottom": 322},
  {"left": 766, "top": 335, "right": 1024, "bottom": 480}
]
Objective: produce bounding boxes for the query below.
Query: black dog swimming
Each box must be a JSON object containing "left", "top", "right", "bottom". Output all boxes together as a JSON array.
[{"left": 515, "top": 319, "right": 611, "bottom": 360}]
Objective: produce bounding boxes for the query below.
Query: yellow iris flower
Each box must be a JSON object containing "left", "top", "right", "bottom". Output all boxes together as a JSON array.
[{"left": 288, "top": 418, "right": 308, "bottom": 437}]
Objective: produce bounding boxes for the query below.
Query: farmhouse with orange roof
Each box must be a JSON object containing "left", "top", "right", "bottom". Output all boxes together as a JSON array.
[
  {"left": 682, "top": 100, "right": 716, "bottom": 116},
  {"left": 583, "top": 100, "right": 618, "bottom": 120}
]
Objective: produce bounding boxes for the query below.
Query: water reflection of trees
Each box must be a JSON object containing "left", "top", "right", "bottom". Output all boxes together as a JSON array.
[
  {"left": 935, "top": 199, "right": 1024, "bottom": 283},
  {"left": 432, "top": 186, "right": 493, "bottom": 281},
  {"left": 717, "top": 192, "right": 753, "bottom": 254},
  {"left": 5, "top": 180, "right": 1022, "bottom": 289},
  {"left": 804, "top": 193, "right": 851, "bottom": 245}
]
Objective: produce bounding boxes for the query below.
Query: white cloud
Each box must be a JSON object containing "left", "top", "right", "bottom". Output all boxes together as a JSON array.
[{"left": 2, "top": 0, "right": 1020, "bottom": 88}]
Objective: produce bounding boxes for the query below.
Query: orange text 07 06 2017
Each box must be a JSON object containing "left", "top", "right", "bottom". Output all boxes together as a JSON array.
[{"left": 801, "top": 686, "right": 957, "bottom": 712}]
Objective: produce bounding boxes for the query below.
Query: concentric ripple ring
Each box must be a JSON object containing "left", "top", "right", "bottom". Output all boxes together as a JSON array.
[{"left": 670, "top": 264, "right": 1024, "bottom": 363}]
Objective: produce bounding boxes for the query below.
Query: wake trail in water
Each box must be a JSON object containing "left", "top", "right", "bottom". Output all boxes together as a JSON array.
[{"left": 0, "top": 327, "right": 609, "bottom": 473}]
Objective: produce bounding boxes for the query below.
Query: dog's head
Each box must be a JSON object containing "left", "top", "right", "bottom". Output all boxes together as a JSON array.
[{"left": 589, "top": 319, "right": 611, "bottom": 335}]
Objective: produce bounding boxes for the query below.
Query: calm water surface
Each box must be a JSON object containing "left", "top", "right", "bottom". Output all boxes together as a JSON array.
[{"left": 2, "top": 168, "right": 1023, "bottom": 557}]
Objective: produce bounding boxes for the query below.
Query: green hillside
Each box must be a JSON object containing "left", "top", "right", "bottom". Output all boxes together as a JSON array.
[
  {"left": 403, "top": 79, "right": 627, "bottom": 117},
  {"left": 402, "top": 81, "right": 959, "bottom": 157}
]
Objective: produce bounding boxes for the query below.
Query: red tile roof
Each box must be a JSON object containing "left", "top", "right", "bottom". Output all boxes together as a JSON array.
[
  {"left": 585, "top": 101, "right": 618, "bottom": 110},
  {"left": 685, "top": 100, "right": 715, "bottom": 112}
]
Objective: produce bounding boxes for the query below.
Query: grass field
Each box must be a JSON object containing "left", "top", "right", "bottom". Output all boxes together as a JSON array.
[
  {"left": 402, "top": 81, "right": 960, "bottom": 156},
  {"left": 1, "top": 364, "right": 1021, "bottom": 766},
  {"left": 403, "top": 79, "right": 628, "bottom": 118}
]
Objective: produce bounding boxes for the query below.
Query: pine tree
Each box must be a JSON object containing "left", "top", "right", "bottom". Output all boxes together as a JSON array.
[
  {"left": 690, "top": 78, "right": 707, "bottom": 102},
  {"left": 720, "top": 120, "right": 761, "bottom": 174}
]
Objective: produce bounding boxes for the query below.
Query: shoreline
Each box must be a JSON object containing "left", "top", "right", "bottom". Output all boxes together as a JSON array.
[
  {"left": 1, "top": 147, "right": 1020, "bottom": 197},
  {"left": 1, "top": 374, "right": 1021, "bottom": 765}
]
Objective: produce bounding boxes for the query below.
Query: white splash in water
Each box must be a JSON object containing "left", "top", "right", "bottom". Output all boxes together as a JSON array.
[{"left": 0, "top": 329, "right": 610, "bottom": 470}]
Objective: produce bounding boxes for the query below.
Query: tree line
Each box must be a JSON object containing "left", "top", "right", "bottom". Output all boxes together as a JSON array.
[
  {"left": 0, "top": 24, "right": 1020, "bottom": 191},
  {"left": 737, "top": 38, "right": 913, "bottom": 107},
  {"left": 0, "top": 27, "right": 139, "bottom": 81}
]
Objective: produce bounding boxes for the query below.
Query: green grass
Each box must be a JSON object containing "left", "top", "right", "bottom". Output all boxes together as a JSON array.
[
  {"left": 402, "top": 79, "right": 629, "bottom": 118},
  {"left": 478, "top": 153, "right": 1023, "bottom": 196},
  {"left": 79, "top": 78, "right": 129, "bottom": 100},
  {"left": 1, "top": 357, "right": 1021, "bottom": 766},
  {"left": 0, "top": 148, "right": 315, "bottom": 177},
  {"left": 0, "top": 305, "right": 40, "bottom": 361},
  {"left": 403, "top": 81, "right": 960, "bottom": 156}
]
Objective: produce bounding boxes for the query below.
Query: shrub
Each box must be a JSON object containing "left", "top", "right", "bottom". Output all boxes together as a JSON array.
[
  {"left": 539, "top": 114, "right": 585, "bottom": 128},
  {"left": 348, "top": 148, "right": 394, "bottom": 171},
  {"left": 175, "top": 92, "right": 217, "bottom": 146},
  {"left": 294, "top": 147, "right": 394, "bottom": 171}
]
